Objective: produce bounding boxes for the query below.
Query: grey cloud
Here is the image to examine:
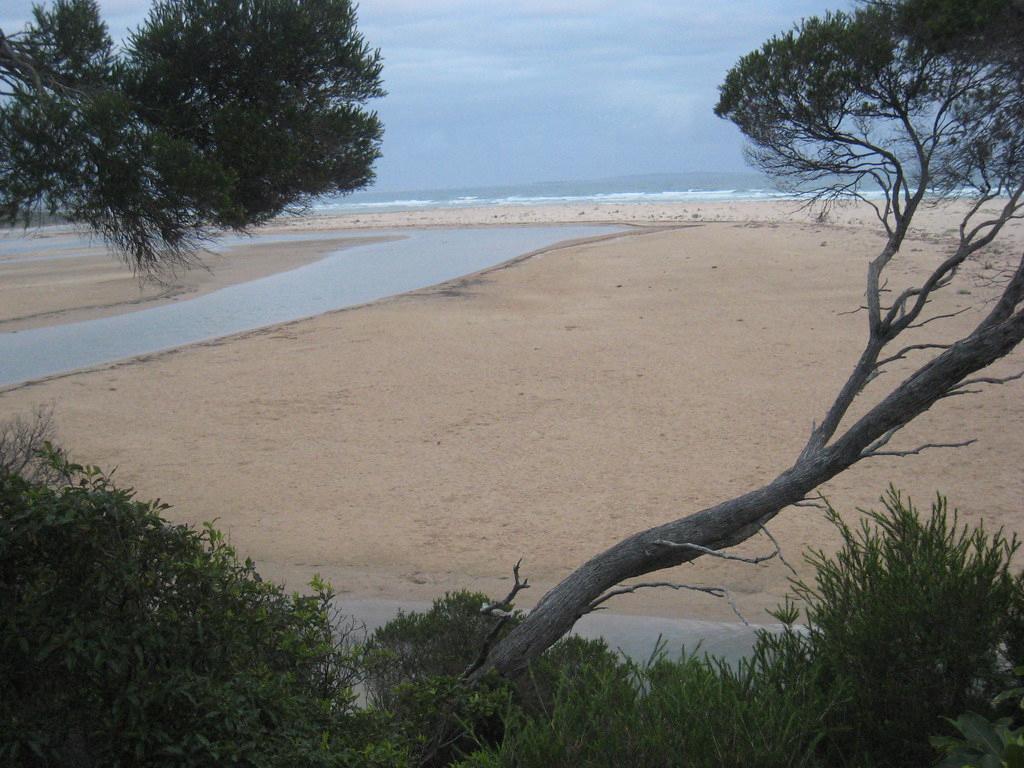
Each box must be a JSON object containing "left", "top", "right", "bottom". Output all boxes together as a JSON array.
[{"left": 3, "top": 0, "right": 844, "bottom": 191}]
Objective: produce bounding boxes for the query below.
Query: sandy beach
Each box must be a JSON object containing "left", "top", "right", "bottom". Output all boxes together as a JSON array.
[{"left": 1, "top": 199, "right": 1022, "bottom": 624}]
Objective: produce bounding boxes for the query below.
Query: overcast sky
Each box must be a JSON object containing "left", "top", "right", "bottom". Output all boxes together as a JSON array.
[{"left": 3, "top": 0, "right": 843, "bottom": 192}]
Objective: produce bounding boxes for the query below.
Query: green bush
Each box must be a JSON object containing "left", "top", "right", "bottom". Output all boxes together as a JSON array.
[
  {"left": 461, "top": 635, "right": 837, "bottom": 768},
  {"left": 0, "top": 459, "right": 401, "bottom": 767},
  {"left": 795, "top": 489, "right": 1022, "bottom": 768},
  {"left": 385, "top": 674, "right": 512, "bottom": 768},
  {"left": 364, "top": 591, "right": 506, "bottom": 711},
  {"left": 363, "top": 592, "right": 629, "bottom": 766},
  {"left": 933, "top": 665, "right": 1024, "bottom": 768},
  {"left": 515, "top": 634, "right": 627, "bottom": 719},
  {"left": 364, "top": 591, "right": 625, "bottom": 712}
]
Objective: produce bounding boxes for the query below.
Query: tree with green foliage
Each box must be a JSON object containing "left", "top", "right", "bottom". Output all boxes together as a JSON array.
[
  {"left": 0, "top": 0, "right": 383, "bottom": 272},
  {"left": 472, "top": 0, "right": 1024, "bottom": 681},
  {"left": 868, "top": 0, "right": 1023, "bottom": 63}
]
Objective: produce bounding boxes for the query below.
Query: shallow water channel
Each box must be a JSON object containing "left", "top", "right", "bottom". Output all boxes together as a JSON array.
[{"left": 0, "top": 225, "right": 622, "bottom": 387}]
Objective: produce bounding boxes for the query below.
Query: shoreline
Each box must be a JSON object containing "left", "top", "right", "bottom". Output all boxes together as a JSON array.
[
  {"left": 1, "top": 199, "right": 1021, "bottom": 622},
  {"left": 0, "top": 225, "right": 628, "bottom": 391},
  {"left": 0, "top": 233, "right": 396, "bottom": 332},
  {"left": 0, "top": 196, "right": 986, "bottom": 337}
]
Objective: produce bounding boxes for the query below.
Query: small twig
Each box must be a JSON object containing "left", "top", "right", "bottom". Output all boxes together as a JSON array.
[
  {"left": 938, "top": 388, "right": 982, "bottom": 399},
  {"left": 951, "top": 369, "right": 1024, "bottom": 391},
  {"left": 838, "top": 305, "right": 869, "bottom": 316},
  {"left": 649, "top": 539, "right": 778, "bottom": 565},
  {"left": 760, "top": 525, "right": 799, "bottom": 578},
  {"left": 792, "top": 490, "right": 829, "bottom": 510},
  {"left": 862, "top": 424, "right": 905, "bottom": 456},
  {"left": 792, "top": 500, "right": 826, "bottom": 509},
  {"left": 463, "top": 559, "right": 530, "bottom": 678},
  {"left": 862, "top": 438, "right": 977, "bottom": 459},
  {"left": 875, "top": 343, "right": 952, "bottom": 368},
  {"left": 587, "top": 582, "right": 750, "bottom": 626},
  {"left": 907, "top": 306, "right": 971, "bottom": 329},
  {"left": 480, "top": 558, "right": 530, "bottom": 615},
  {"left": 864, "top": 367, "right": 885, "bottom": 385},
  {"left": 792, "top": 489, "right": 834, "bottom": 516}
]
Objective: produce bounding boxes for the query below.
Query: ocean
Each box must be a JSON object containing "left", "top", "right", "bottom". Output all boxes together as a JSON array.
[{"left": 312, "top": 171, "right": 791, "bottom": 214}]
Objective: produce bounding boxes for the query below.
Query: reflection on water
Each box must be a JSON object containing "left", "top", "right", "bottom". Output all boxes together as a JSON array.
[{"left": 0, "top": 225, "right": 622, "bottom": 387}]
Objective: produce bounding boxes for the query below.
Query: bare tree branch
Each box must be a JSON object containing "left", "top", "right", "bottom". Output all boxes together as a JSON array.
[
  {"left": 587, "top": 582, "right": 750, "bottom": 626},
  {"left": 907, "top": 307, "right": 972, "bottom": 329},
  {"left": 760, "top": 525, "right": 799, "bottom": 578},
  {"left": 838, "top": 305, "right": 869, "bottom": 317},
  {"left": 875, "top": 343, "right": 953, "bottom": 368},
  {"left": 861, "top": 438, "right": 978, "bottom": 459},
  {"left": 480, "top": 559, "right": 530, "bottom": 618},
  {"left": 862, "top": 424, "right": 908, "bottom": 456},
  {"left": 648, "top": 539, "right": 779, "bottom": 566},
  {"left": 950, "top": 369, "right": 1024, "bottom": 390},
  {"left": 0, "top": 404, "right": 67, "bottom": 485},
  {"left": 463, "top": 560, "right": 530, "bottom": 678}
]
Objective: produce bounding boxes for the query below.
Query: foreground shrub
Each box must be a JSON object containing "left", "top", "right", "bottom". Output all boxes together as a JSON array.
[
  {"left": 8, "top": 461, "right": 1017, "bottom": 767},
  {"left": 462, "top": 633, "right": 837, "bottom": 768},
  {"left": 0, "top": 460, "right": 399, "bottom": 767},
  {"left": 933, "top": 665, "right": 1024, "bottom": 767},
  {"left": 515, "top": 634, "right": 627, "bottom": 718},
  {"left": 796, "top": 489, "right": 1022, "bottom": 768},
  {"left": 364, "top": 591, "right": 504, "bottom": 711},
  {"left": 385, "top": 674, "right": 512, "bottom": 768},
  {"left": 365, "top": 591, "right": 627, "bottom": 765},
  {"left": 365, "top": 591, "right": 624, "bottom": 710}
]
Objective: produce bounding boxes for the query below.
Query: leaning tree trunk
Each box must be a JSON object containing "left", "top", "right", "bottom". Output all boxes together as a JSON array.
[{"left": 471, "top": 247, "right": 1024, "bottom": 682}]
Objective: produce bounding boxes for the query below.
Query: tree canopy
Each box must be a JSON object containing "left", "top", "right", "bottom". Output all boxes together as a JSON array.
[
  {"left": 0, "top": 0, "right": 384, "bottom": 272},
  {"left": 714, "top": 0, "right": 1023, "bottom": 216}
]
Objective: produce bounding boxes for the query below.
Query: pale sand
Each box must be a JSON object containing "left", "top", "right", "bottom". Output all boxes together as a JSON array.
[{"left": 1, "top": 199, "right": 1022, "bottom": 623}]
